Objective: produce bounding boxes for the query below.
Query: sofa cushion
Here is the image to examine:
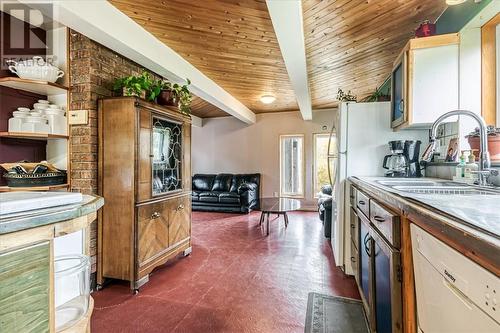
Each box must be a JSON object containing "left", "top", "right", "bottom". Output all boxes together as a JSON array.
[
  {"left": 199, "top": 191, "right": 220, "bottom": 203},
  {"left": 193, "top": 174, "right": 216, "bottom": 191},
  {"left": 192, "top": 190, "right": 201, "bottom": 202},
  {"left": 212, "top": 174, "right": 233, "bottom": 192},
  {"left": 230, "top": 174, "right": 260, "bottom": 192},
  {"left": 219, "top": 192, "right": 240, "bottom": 204}
]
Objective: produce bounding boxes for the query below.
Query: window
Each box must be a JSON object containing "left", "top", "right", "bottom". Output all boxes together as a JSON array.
[
  {"left": 280, "top": 135, "right": 304, "bottom": 197},
  {"left": 313, "top": 133, "right": 336, "bottom": 197}
]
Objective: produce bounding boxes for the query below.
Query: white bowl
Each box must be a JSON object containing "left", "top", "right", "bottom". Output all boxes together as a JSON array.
[{"left": 7, "top": 58, "right": 65, "bottom": 83}]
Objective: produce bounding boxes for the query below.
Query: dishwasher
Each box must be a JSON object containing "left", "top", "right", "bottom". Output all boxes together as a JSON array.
[{"left": 411, "top": 224, "right": 500, "bottom": 332}]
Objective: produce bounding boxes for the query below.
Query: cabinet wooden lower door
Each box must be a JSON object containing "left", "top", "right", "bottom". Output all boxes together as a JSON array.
[
  {"left": 168, "top": 196, "right": 191, "bottom": 246},
  {"left": 138, "top": 201, "right": 170, "bottom": 266},
  {"left": 0, "top": 242, "right": 51, "bottom": 333}
]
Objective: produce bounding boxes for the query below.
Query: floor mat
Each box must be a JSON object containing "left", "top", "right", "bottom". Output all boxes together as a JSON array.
[{"left": 304, "top": 292, "right": 369, "bottom": 333}]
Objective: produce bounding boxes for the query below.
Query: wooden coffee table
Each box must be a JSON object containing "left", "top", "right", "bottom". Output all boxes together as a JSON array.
[{"left": 259, "top": 197, "right": 301, "bottom": 235}]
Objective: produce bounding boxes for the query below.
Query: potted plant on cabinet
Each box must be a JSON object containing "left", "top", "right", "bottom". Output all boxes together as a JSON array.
[
  {"left": 156, "top": 80, "right": 176, "bottom": 106},
  {"left": 171, "top": 79, "right": 192, "bottom": 115},
  {"left": 361, "top": 86, "right": 391, "bottom": 102},
  {"left": 158, "top": 79, "right": 193, "bottom": 114},
  {"left": 113, "top": 72, "right": 160, "bottom": 101}
]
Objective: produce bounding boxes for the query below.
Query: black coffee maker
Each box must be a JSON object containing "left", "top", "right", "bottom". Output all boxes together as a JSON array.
[{"left": 383, "top": 140, "right": 422, "bottom": 178}]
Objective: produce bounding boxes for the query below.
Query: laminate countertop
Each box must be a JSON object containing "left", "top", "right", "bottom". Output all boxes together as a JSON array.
[
  {"left": 0, "top": 194, "right": 104, "bottom": 235},
  {"left": 350, "top": 177, "right": 500, "bottom": 276}
]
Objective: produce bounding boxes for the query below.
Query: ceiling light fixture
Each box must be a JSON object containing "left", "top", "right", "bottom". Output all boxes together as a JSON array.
[
  {"left": 445, "top": 0, "right": 467, "bottom": 5},
  {"left": 260, "top": 95, "right": 276, "bottom": 104}
]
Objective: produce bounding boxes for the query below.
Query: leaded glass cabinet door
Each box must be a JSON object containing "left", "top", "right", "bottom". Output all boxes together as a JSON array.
[{"left": 151, "top": 116, "right": 183, "bottom": 196}]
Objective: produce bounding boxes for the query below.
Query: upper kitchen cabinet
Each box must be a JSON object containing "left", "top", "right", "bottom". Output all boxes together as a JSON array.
[{"left": 391, "top": 33, "right": 459, "bottom": 130}]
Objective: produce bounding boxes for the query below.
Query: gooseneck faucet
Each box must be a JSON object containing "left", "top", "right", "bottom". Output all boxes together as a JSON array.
[{"left": 421, "top": 110, "right": 497, "bottom": 186}]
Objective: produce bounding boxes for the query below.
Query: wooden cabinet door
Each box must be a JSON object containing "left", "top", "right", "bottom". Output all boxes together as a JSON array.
[
  {"left": 0, "top": 242, "right": 51, "bottom": 333},
  {"left": 168, "top": 196, "right": 191, "bottom": 247},
  {"left": 137, "top": 202, "right": 169, "bottom": 266}
]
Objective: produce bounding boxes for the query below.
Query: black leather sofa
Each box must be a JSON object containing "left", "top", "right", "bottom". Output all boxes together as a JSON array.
[{"left": 192, "top": 173, "right": 260, "bottom": 213}]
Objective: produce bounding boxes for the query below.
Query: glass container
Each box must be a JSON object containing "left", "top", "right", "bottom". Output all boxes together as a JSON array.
[{"left": 54, "top": 255, "right": 90, "bottom": 331}]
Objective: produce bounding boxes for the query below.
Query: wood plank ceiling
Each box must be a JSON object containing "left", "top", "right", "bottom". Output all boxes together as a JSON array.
[
  {"left": 112, "top": 0, "right": 446, "bottom": 117},
  {"left": 110, "top": 0, "right": 298, "bottom": 116},
  {"left": 303, "top": 0, "right": 447, "bottom": 109}
]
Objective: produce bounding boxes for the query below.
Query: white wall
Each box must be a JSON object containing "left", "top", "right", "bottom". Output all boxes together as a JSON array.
[{"left": 192, "top": 109, "right": 336, "bottom": 201}]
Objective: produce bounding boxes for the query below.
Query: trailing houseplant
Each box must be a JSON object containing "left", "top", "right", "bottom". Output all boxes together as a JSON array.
[
  {"left": 157, "top": 79, "right": 192, "bottom": 114},
  {"left": 171, "top": 79, "right": 192, "bottom": 115}
]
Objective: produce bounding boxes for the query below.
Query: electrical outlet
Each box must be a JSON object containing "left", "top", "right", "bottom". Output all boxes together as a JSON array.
[{"left": 68, "top": 110, "right": 89, "bottom": 125}]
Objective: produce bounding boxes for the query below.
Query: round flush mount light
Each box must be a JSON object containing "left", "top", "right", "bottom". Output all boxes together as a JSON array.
[
  {"left": 445, "top": 0, "right": 467, "bottom": 5},
  {"left": 260, "top": 95, "right": 276, "bottom": 104}
]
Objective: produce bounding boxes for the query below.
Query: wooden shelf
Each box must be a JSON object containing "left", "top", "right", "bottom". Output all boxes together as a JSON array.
[
  {"left": 0, "top": 77, "right": 68, "bottom": 95},
  {"left": 0, "top": 183, "right": 69, "bottom": 192},
  {"left": 0, "top": 132, "right": 69, "bottom": 140}
]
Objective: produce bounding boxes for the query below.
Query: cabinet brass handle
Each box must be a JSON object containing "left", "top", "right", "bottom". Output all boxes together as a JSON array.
[
  {"left": 373, "top": 215, "right": 385, "bottom": 223},
  {"left": 176, "top": 204, "right": 185, "bottom": 211},
  {"left": 151, "top": 212, "right": 161, "bottom": 219}
]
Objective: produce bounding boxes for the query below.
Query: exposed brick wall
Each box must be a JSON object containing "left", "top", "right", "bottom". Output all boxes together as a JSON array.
[{"left": 69, "top": 30, "right": 161, "bottom": 279}]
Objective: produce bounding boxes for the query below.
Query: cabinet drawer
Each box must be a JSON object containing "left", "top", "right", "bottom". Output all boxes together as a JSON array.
[
  {"left": 349, "top": 186, "right": 357, "bottom": 207},
  {"left": 350, "top": 207, "right": 359, "bottom": 249},
  {"left": 137, "top": 201, "right": 170, "bottom": 266},
  {"left": 168, "top": 196, "right": 191, "bottom": 247},
  {"left": 370, "top": 200, "right": 400, "bottom": 248},
  {"left": 356, "top": 190, "right": 370, "bottom": 218}
]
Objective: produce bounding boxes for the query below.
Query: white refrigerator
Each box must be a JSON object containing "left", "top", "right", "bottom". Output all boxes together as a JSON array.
[{"left": 332, "top": 102, "right": 429, "bottom": 274}]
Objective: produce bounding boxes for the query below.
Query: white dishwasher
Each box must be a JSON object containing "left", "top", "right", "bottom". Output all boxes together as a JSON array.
[{"left": 411, "top": 224, "right": 499, "bottom": 333}]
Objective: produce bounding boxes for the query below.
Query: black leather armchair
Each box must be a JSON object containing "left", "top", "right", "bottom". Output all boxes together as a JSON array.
[{"left": 192, "top": 173, "right": 260, "bottom": 213}]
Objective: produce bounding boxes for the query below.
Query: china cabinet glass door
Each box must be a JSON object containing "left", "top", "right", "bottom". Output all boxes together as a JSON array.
[{"left": 151, "top": 116, "right": 182, "bottom": 196}]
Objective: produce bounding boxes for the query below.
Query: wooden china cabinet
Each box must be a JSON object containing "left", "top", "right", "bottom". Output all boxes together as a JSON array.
[{"left": 97, "top": 97, "right": 192, "bottom": 292}]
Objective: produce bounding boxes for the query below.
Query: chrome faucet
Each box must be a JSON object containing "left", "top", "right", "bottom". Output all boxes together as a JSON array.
[{"left": 421, "top": 110, "right": 498, "bottom": 186}]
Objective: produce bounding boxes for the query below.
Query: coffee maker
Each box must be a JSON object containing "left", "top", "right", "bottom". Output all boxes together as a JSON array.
[{"left": 383, "top": 140, "right": 422, "bottom": 177}]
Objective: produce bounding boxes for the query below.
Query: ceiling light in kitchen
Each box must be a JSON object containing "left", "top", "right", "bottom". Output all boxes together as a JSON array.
[{"left": 260, "top": 95, "right": 276, "bottom": 104}]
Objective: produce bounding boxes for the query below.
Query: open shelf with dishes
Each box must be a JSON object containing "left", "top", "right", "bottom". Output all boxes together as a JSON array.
[
  {"left": 0, "top": 183, "right": 69, "bottom": 192},
  {"left": 0, "top": 77, "right": 69, "bottom": 95},
  {"left": 0, "top": 26, "right": 70, "bottom": 192},
  {"left": 0, "top": 132, "right": 69, "bottom": 140}
]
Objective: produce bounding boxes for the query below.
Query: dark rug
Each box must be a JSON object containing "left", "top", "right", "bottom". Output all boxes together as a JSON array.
[{"left": 304, "top": 292, "right": 369, "bottom": 333}]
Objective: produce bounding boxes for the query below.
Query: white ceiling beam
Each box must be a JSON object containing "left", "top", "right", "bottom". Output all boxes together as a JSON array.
[
  {"left": 266, "top": 0, "right": 312, "bottom": 121},
  {"left": 17, "top": 0, "right": 256, "bottom": 124}
]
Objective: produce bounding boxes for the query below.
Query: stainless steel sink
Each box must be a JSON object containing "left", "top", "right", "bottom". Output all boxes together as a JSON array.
[
  {"left": 375, "top": 180, "right": 445, "bottom": 187},
  {"left": 391, "top": 186, "right": 500, "bottom": 195},
  {"left": 374, "top": 179, "right": 500, "bottom": 195}
]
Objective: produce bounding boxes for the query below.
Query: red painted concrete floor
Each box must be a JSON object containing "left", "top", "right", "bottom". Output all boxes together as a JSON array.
[{"left": 91, "top": 211, "right": 359, "bottom": 332}]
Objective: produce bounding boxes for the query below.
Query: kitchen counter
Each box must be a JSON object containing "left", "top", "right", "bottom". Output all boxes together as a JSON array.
[
  {"left": 350, "top": 177, "right": 500, "bottom": 276},
  {"left": 0, "top": 194, "right": 104, "bottom": 234}
]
